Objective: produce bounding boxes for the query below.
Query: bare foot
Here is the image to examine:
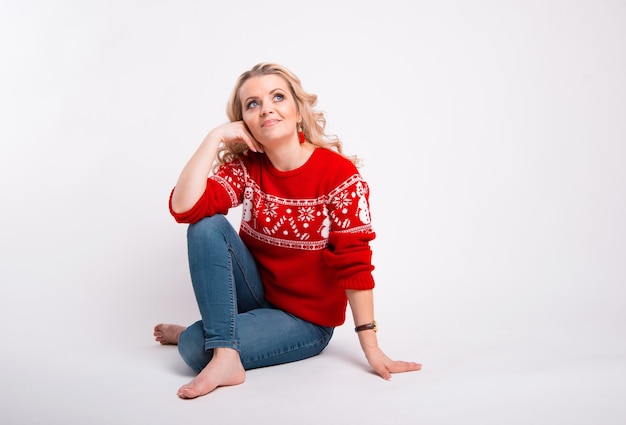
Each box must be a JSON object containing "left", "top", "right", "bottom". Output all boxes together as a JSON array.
[
  {"left": 154, "top": 324, "right": 186, "bottom": 345},
  {"left": 177, "top": 348, "right": 246, "bottom": 399}
]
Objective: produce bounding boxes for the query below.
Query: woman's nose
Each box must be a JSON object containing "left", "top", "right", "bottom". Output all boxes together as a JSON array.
[{"left": 260, "top": 104, "right": 274, "bottom": 116}]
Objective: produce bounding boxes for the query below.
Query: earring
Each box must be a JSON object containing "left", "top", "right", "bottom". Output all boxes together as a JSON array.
[{"left": 298, "top": 122, "right": 305, "bottom": 144}]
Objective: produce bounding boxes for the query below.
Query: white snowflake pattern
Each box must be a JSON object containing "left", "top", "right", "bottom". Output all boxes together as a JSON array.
[
  {"left": 230, "top": 167, "right": 244, "bottom": 179},
  {"left": 297, "top": 206, "right": 316, "bottom": 222},
  {"left": 263, "top": 202, "right": 279, "bottom": 218},
  {"left": 332, "top": 191, "right": 352, "bottom": 212}
]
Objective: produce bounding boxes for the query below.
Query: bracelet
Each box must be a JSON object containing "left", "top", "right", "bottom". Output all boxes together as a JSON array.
[{"left": 354, "top": 321, "right": 377, "bottom": 333}]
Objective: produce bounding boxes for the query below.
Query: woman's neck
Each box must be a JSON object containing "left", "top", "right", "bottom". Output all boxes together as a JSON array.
[{"left": 264, "top": 143, "right": 315, "bottom": 171}]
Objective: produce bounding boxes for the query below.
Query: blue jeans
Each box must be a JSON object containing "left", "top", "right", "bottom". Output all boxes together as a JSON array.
[{"left": 178, "top": 215, "right": 334, "bottom": 372}]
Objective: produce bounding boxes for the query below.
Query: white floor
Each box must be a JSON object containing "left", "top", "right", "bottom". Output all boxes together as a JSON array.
[{"left": 2, "top": 298, "right": 625, "bottom": 425}]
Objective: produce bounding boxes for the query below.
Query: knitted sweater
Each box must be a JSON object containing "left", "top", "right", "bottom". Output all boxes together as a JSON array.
[{"left": 169, "top": 147, "right": 376, "bottom": 327}]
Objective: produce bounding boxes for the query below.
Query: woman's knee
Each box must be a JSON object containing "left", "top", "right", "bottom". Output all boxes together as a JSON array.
[
  {"left": 187, "top": 214, "right": 232, "bottom": 242},
  {"left": 188, "top": 214, "right": 228, "bottom": 234}
]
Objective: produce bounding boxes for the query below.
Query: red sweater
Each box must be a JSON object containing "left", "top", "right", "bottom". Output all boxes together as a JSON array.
[{"left": 169, "top": 148, "right": 376, "bottom": 327}]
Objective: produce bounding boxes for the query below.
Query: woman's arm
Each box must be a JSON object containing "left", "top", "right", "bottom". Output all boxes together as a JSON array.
[
  {"left": 346, "top": 289, "right": 422, "bottom": 380},
  {"left": 171, "top": 121, "right": 262, "bottom": 213}
]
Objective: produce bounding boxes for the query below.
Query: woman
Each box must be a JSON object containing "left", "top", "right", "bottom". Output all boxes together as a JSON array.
[{"left": 154, "top": 62, "right": 421, "bottom": 399}]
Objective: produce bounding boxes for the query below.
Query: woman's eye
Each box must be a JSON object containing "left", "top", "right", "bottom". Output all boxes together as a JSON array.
[
  {"left": 274, "top": 93, "right": 284, "bottom": 101},
  {"left": 247, "top": 100, "right": 259, "bottom": 109}
]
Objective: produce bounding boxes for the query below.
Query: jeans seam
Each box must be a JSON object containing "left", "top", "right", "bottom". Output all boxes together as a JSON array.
[
  {"left": 227, "top": 244, "right": 265, "bottom": 308},
  {"left": 227, "top": 249, "right": 237, "bottom": 348}
]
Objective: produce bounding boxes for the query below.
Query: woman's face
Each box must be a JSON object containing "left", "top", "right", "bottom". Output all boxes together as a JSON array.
[{"left": 239, "top": 74, "right": 300, "bottom": 146}]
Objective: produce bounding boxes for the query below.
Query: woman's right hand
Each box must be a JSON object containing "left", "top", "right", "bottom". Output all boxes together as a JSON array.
[
  {"left": 210, "top": 121, "right": 264, "bottom": 153},
  {"left": 172, "top": 121, "right": 261, "bottom": 214}
]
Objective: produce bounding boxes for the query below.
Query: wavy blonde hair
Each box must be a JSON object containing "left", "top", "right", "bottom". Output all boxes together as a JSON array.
[{"left": 215, "top": 62, "right": 360, "bottom": 169}]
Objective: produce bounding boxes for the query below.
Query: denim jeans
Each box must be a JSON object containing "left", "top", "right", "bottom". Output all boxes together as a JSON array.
[{"left": 178, "top": 215, "right": 334, "bottom": 372}]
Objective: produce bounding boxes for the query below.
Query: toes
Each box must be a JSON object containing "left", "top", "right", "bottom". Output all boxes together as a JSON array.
[{"left": 177, "top": 386, "right": 198, "bottom": 399}]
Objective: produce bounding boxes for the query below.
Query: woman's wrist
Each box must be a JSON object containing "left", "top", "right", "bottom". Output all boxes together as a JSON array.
[{"left": 357, "top": 330, "right": 379, "bottom": 351}]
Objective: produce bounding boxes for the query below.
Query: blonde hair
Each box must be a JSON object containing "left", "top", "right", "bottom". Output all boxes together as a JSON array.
[{"left": 215, "top": 62, "right": 360, "bottom": 169}]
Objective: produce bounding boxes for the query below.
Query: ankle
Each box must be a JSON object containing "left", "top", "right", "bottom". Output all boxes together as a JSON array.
[{"left": 213, "top": 347, "right": 240, "bottom": 359}]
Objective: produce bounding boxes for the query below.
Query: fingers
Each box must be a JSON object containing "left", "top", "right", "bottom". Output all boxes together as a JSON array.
[
  {"left": 373, "top": 360, "right": 422, "bottom": 380},
  {"left": 370, "top": 357, "right": 393, "bottom": 380},
  {"left": 388, "top": 361, "right": 422, "bottom": 373},
  {"left": 247, "top": 137, "right": 264, "bottom": 153},
  {"left": 241, "top": 130, "right": 263, "bottom": 153},
  {"left": 220, "top": 122, "right": 263, "bottom": 153},
  {"left": 375, "top": 366, "right": 393, "bottom": 381}
]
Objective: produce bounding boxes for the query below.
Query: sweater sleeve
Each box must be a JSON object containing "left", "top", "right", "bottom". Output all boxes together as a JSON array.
[
  {"left": 169, "top": 160, "right": 246, "bottom": 224},
  {"left": 323, "top": 174, "right": 377, "bottom": 290},
  {"left": 326, "top": 229, "right": 376, "bottom": 289}
]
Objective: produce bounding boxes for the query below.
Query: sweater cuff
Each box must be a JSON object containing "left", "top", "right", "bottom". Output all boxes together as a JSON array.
[
  {"left": 168, "top": 188, "right": 207, "bottom": 224},
  {"left": 340, "top": 272, "right": 375, "bottom": 290}
]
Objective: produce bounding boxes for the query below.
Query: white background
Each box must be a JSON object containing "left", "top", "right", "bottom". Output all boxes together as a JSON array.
[{"left": 1, "top": 1, "right": 625, "bottom": 424}]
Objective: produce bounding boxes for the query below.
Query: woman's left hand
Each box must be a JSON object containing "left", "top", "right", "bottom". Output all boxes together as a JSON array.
[{"left": 363, "top": 346, "right": 422, "bottom": 380}]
